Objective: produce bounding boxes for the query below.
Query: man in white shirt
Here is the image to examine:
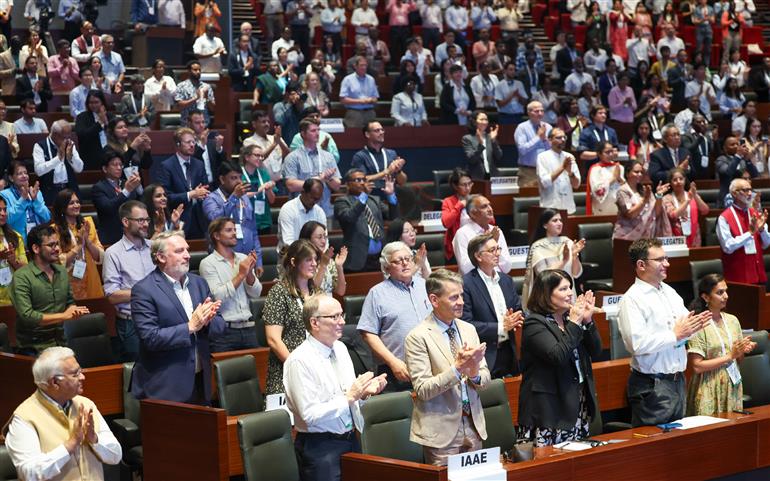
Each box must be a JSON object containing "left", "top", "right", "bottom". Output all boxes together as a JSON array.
[
  {"left": 453, "top": 195, "right": 513, "bottom": 274},
  {"left": 284, "top": 294, "right": 387, "bottom": 481},
  {"left": 193, "top": 23, "right": 227, "bottom": 73},
  {"left": 618, "top": 238, "right": 710, "bottom": 426},
  {"left": 158, "top": 0, "right": 186, "bottom": 27},
  {"left": 626, "top": 25, "right": 655, "bottom": 74},
  {"left": 199, "top": 217, "right": 262, "bottom": 353},
  {"left": 33, "top": 119, "right": 84, "bottom": 204},
  {"left": 684, "top": 63, "right": 717, "bottom": 120},
  {"left": 4, "top": 347, "right": 122, "bottom": 480},
  {"left": 564, "top": 57, "right": 595, "bottom": 96},
  {"left": 656, "top": 24, "right": 685, "bottom": 60},
  {"left": 435, "top": 30, "right": 458, "bottom": 66},
  {"left": 470, "top": 61, "right": 499, "bottom": 108},
  {"left": 537, "top": 128, "right": 581, "bottom": 213},
  {"left": 277, "top": 178, "right": 327, "bottom": 249},
  {"left": 352, "top": 0, "right": 378, "bottom": 41},
  {"left": 243, "top": 110, "right": 289, "bottom": 182}
]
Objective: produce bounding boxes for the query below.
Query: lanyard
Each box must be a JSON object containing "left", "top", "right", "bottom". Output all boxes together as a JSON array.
[
  {"left": 709, "top": 315, "right": 734, "bottom": 358},
  {"left": 242, "top": 165, "right": 267, "bottom": 201},
  {"left": 45, "top": 137, "right": 56, "bottom": 160},
  {"left": 730, "top": 206, "right": 748, "bottom": 236},
  {"left": 367, "top": 147, "right": 387, "bottom": 173},
  {"left": 131, "top": 94, "right": 144, "bottom": 114},
  {"left": 593, "top": 127, "right": 607, "bottom": 143},
  {"left": 219, "top": 188, "right": 244, "bottom": 223},
  {"left": 671, "top": 193, "right": 691, "bottom": 221},
  {"left": 699, "top": 136, "right": 708, "bottom": 157}
]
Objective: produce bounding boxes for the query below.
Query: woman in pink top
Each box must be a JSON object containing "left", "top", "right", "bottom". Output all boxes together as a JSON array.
[
  {"left": 608, "top": 73, "right": 637, "bottom": 124},
  {"left": 387, "top": 0, "right": 417, "bottom": 64}
]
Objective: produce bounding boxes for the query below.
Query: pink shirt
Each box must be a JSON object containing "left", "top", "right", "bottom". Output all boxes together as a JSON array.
[
  {"left": 608, "top": 85, "right": 636, "bottom": 124},
  {"left": 47, "top": 55, "right": 80, "bottom": 92},
  {"left": 387, "top": 0, "right": 416, "bottom": 26}
]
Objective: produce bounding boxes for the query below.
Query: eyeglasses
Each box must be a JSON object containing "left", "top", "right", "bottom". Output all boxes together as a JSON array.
[
  {"left": 483, "top": 246, "right": 503, "bottom": 254},
  {"left": 349, "top": 177, "right": 367, "bottom": 183},
  {"left": 644, "top": 256, "right": 669, "bottom": 263},
  {"left": 128, "top": 217, "right": 151, "bottom": 224},
  {"left": 458, "top": 181, "right": 474, "bottom": 188},
  {"left": 390, "top": 255, "right": 414, "bottom": 265},
  {"left": 735, "top": 188, "right": 753, "bottom": 193},
  {"left": 316, "top": 312, "right": 345, "bottom": 321},
  {"left": 42, "top": 241, "right": 59, "bottom": 248},
  {"left": 56, "top": 368, "right": 82, "bottom": 379}
]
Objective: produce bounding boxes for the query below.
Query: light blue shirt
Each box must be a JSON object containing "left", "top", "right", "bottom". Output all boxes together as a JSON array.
[
  {"left": 102, "top": 236, "right": 154, "bottom": 317},
  {"left": 282, "top": 146, "right": 341, "bottom": 217},
  {"left": 68, "top": 85, "right": 89, "bottom": 119},
  {"left": 339, "top": 72, "right": 379, "bottom": 110},
  {"left": 470, "top": 5, "right": 496, "bottom": 30},
  {"left": 494, "top": 78, "right": 528, "bottom": 115},
  {"left": 98, "top": 51, "right": 126, "bottom": 83},
  {"left": 58, "top": 0, "right": 83, "bottom": 22},
  {"left": 514, "top": 119, "right": 552, "bottom": 168},
  {"left": 444, "top": 5, "right": 469, "bottom": 32}
]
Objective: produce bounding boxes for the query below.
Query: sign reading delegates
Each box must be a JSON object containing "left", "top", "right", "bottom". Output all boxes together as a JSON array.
[
  {"left": 320, "top": 118, "right": 344, "bottom": 133},
  {"left": 657, "top": 236, "right": 689, "bottom": 258},
  {"left": 490, "top": 176, "right": 519, "bottom": 196},
  {"left": 602, "top": 294, "right": 623, "bottom": 318},
  {"left": 509, "top": 245, "right": 529, "bottom": 270},
  {"left": 447, "top": 447, "right": 505, "bottom": 481},
  {"left": 265, "top": 393, "right": 294, "bottom": 425},
  {"left": 420, "top": 211, "right": 446, "bottom": 232}
]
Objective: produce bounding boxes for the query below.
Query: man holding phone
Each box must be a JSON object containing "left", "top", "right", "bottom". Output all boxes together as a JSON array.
[
  {"left": 199, "top": 217, "right": 263, "bottom": 352},
  {"left": 203, "top": 161, "right": 263, "bottom": 271}
]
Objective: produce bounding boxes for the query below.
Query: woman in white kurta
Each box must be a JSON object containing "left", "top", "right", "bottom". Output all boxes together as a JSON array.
[{"left": 586, "top": 141, "right": 624, "bottom": 215}]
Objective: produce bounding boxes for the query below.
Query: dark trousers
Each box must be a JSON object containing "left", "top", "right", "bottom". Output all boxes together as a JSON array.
[
  {"left": 186, "top": 371, "right": 209, "bottom": 406},
  {"left": 291, "top": 24, "right": 311, "bottom": 62},
  {"left": 115, "top": 315, "right": 139, "bottom": 363},
  {"left": 627, "top": 369, "right": 685, "bottom": 427},
  {"left": 295, "top": 431, "right": 360, "bottom": 481},
  {"left": 63, "top": 20, "right": 81, "bottom": 42},
  {"left": 421, "top": 27, "right": 441, "bottom": 51},
  {"left": 377, "top": 364, "right": 413, "bottom": 392},
  {"left": 489, "top": 339, "right": 520, "bottom": 378},
  {"left": 390, "top": 25, "right": 412, "bottom": 66},
  {"left": 209, "top": 325, "right": 258, "bottom": 353}
]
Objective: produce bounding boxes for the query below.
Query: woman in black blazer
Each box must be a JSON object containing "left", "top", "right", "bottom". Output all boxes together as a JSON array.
[
  {"left": 461, "top": 110, "right": 502, "bottom": 180},
  {"left": 74, "top": 89, "right": 111, "bottom": 170},
  {"left": 517, "top": 269, "right": 602, "bottom": 447},
  {"left": 439, "top": 64, "right": 476, "bottom": 126}
]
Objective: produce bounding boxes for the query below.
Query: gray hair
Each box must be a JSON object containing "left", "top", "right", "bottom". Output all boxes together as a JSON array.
[
  {"left": 379, "top": 241, "right": 411, "bottom": 278},
  {"left": 50, "top": 119, "right": 70, "bottom": 135},
  {"left": 32, "top": 346, "right": 75, "bottom": 387},
  {"left": 465, "top": 194, "right": 482, "bottom": 216},
  {"left": 661, "top": 123, "right": 679, "bottom": 139},
  {"left": 100, "top": 34, "right": 114, "bottom": 43},
  {"left": 151, "top": 230, "right": 186, "bottom": 265},
  {"left": 425, "top": 269, "right": 463, "bottom": 297},
  {"left": 729, "top": 178, "right": 749, "bottom": 195}
]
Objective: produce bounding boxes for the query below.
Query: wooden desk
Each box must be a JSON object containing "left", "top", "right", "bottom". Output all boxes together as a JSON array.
[
  {"left": 612, "top": 239, "right": 723, "bottom": 292},
  {"left": 726, "top": 282, "right": 770, "bottom": 331},
  {"left": 342, "top": 406, "right": 770, "bottom": 481}
]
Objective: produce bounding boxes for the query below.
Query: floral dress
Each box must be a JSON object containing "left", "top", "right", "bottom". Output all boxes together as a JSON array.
[
  {"left": 686, "top": 313, "right": 745, "bottom": 416},
  {"left": 263, "top": 281, "right": 307, "bottom": 394}
]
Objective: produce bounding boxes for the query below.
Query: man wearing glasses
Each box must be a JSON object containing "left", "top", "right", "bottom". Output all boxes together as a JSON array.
[
  {"left": 717, "top": 178, "right": 770, "bottom": 285},
  {"left": 285, "top": 294, "right": 387, "bottom": 481},
  {"left": 101, "top": 200, "right": 155, "bottom": 361},
  {"left": 358, "top": 241, "right": 432, "bottom": 392},
  {"left": 4, "top": 347, "right": 122, "bottom": 480},
  {"left": 453, "top": 194, "right": 513, "bottom": 274},
  {"left": 536, "top": 128, "right": 581, "bottom": 214},
  {"left": 10, "top": 225, "right": 90, "bottom": 356},
  {"left": 618, "top": 238, "right": 710, "bottom": 426},
  {"left": 334, "top": 168, "right": 397, "bottom": 272}
]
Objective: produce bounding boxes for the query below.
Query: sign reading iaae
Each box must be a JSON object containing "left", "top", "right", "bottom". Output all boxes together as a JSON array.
[
  {"left": 490, "top": 176, "right": 519, "bottom": 195},
  {"left": 420, "top": 211, "right": 446, "bottom": 232},
  {"left": 265, "top": 393, "right": 295, "bottom": 425},
  {"left": 447, "top": 447, "right": 505, "bottom": 481}
]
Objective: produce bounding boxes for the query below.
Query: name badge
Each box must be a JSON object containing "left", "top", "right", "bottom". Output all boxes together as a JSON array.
[
  {"left": 235, "top": 223, "right": 244, "bottom": 239},
  {"left": 138, "top": 116, "right": 148, "bottom": 126},
  {"left": 681, "top": 219, "right": 692, "bottom": 236},
  {"left": 124, "top": 166, "right": 139, "bottom": 179},
  {"left": 0, "top": 266, "right": 11, "bottom": 286},
  {"left": 745, "top": 238, "right": 757, "bottom": 255},
  {"left": 653, "top": 130, "right": 663, "bottom": 140},
  {"left": 701, "top": 155, "right": 709, "bottom": 168},
  {"left": 726, "top": 361, "right": 742, "bottom": 386},
  {"left": 72, "top": 259, "right": 87, "bottom": 279},
  {"left": 26, "top": 222, "right": 36, "bottom": 234},
  {"left": 254, "top": 199, "right": 266, "bottom": 215}
]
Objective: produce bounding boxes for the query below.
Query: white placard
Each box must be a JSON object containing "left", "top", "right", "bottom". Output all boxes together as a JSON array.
[
  {"left": 419, "top": 211, "right": 446, "bottom": 232},
  {"left": 447, "top": 447, "right": 506, "bottom": 481},
  {"left": 200, "top": 72, "right": 220, "bottom": 82},
  {"left": 320, "top": 118, "right": 344, "bottom": 133},
  {"left": 265, "top": 393, "right": 294, "bottom": 425},
  {"left": 657, "top": 236, "right": 689, "bottom": 258},
  {"left": 490, "top": 176, "right": 519, "bottom": 196},
  {"left": 602, "top": 294, "right": 623, "bottom": 318},
  {"left": 508, "top": 245, "right": 529, "bottom": 270}
]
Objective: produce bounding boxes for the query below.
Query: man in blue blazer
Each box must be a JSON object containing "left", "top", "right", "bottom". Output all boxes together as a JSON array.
[
  {"left": 130, "top": 231, "right": 224, "bottom": 405},
  {"left": 92, "top": 150, "right": 142, "bottom": 245},
  {"left": 461, "top": 232, "right": 524, "bottom": 378},
  {"left": 156, "top": 127, "right": 211, "bottom": 239}
]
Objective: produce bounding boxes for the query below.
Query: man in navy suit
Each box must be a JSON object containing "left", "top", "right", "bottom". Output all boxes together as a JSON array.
[
  {"left": 350, "top": 121, "right": 407, "bottom": 201},
  {"left": 92, "top": 149, "right": 143, "bottom": 245},
  {"left": 130, "top": 230, "right": 225, "bottom": 405},
  {"left": 156, "top": 127, "right": 211, "bottom": 239},
  {"left": 648, "top": 124, "right": 692, "bottom": 186},
  {"left": 190, "top": 110, "right": 226, "bottom": 189},
  {"left": 461, "top": 232, "right": 524, "bottom": 378}
]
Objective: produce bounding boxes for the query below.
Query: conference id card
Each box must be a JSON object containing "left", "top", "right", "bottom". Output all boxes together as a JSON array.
[
  {"left": 701, "top": 156, "right": 709, "bottom": 168},
  {"left": 681, "top": 219, "right": 692, "bottom": 236},
  {"left": 235, "top": 223, "right": 244, "bottom": 239},
  {"left": 26, "top": 222, "right": 35, "bottom": 234},
  {"left": 0, "top": 266, "right": 11, "bottom": 286},
  {"left": 254, "top": 200, "right": 266, "bottom": 215},
  {"left": 745, "top": 239, "right": 757, "bottom": 255},
  {"left": 124, "top": 166, "right": 139, "bottom": 179},
  {"left": 72, "top": 260, "right": 87, "bottom": 279},
  {"left": 727, "top": 361, "right": 742, "bottom": 386}
]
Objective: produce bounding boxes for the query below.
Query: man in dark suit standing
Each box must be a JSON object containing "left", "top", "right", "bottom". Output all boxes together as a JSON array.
[
  {"left": 334, "top": 168, "right": 398, "bottom": 272},
  {"left": 156, "top": 127, "right": 211, "bottom": 239},
  {"left": 555, "top": 33, "right": 580, "bottom": 82},
  {"left": 681, "top": 114, "right": 715, "bottom": 180},
  {"left": 16, "top": 55, "right": 53, "bottom": 113},
  {"left": 92, "top": 149, "right": 143, "bottom": 245},
  {"left": 461, "top": 232, "right": 524, "bottom": 378},
  {"left": 130, "top": 230, "right": 224, "bottom": 404},
  {"left": 228, "top": 34, "right": 259, "bottom": 92},
  {"left": 189, "top": 110, "right": 225, "bottom": 190},
  {"left": 648, "top": 124, "right": 692, "bottom": 186},
  {"left": 350, "top": 120, "right": 408, "bottom": 201}
]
